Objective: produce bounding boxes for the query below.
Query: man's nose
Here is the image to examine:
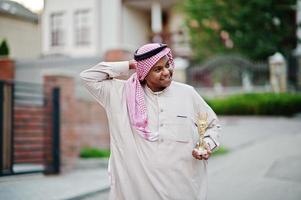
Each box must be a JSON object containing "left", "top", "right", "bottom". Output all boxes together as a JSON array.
[{"left": 162, "top": 67, "right": 170, "bottom": 75}]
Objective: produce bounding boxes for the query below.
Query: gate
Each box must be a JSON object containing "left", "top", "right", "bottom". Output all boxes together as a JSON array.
[{"left": 0, "top": 80, "right": 60, "bottom": 176}]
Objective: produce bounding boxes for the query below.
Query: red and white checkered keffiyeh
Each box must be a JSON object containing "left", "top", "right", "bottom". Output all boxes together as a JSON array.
[{"left": 125, "top": 43, "right": 174, "bottom": 141}]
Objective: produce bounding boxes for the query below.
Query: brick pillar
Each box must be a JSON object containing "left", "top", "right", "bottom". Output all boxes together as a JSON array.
[
  {"left": 0, "top": 58, "right": 15, "bottom": 80},
  {"left": 104, "top": 49, "right": 132, "bottom": 61},
  {"left": 44, "top": 75, "right": 79, "bottom": 173},
  {"left": 104, "top": 49, "right": 133, "bottom": 80}
]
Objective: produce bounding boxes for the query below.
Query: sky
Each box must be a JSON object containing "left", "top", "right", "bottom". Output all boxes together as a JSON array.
[{"left": 9, "top": 0, "right": 44, "bottom": 13}]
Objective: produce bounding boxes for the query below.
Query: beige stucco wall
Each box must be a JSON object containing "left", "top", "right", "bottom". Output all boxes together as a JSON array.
[
  {"left": 0, "top": 15, "right": 41, "bottom": 59},
  {"left": 121, "top": 6, "right": 150, "bottom": 50}
]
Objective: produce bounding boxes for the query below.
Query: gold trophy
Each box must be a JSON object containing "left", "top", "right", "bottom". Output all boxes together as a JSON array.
[{"left": 194, "top": 112, "right": 208, "bottom": 155}]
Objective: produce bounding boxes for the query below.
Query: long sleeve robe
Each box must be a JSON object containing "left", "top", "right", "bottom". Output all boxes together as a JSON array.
[{"left": 80, "top": 61, "right": 221, "bottom": 200}]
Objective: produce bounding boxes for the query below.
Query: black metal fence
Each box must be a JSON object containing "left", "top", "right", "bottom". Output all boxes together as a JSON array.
[{"left": 0, "top": 80, "right": 60, "bottom": 176}]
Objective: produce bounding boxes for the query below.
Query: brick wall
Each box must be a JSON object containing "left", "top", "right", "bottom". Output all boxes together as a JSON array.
[
  {"left": 44, "top": 75, "right": 110, "bottom": 172},
  {"left": 0, "top": 58, "right": 15, "bottom": 80},
  {"left": 75, "top": 100, "right": 110, "bottom": 149},
  {"left": 14, "top": 105, "right": 46, "bottom": 164},
  {"left": 104, "top": 49, "right": 132, "bottom": 62},
  {"left": 44, "top": 76, "right": 78, "bottom": 172},
  {"left": 1, "top": 57, "right": 115, "bottom": 173}
]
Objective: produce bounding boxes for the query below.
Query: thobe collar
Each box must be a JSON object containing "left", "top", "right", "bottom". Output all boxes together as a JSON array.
[{"left": 144, "top": 82, "right": 171, "bottom": 96}]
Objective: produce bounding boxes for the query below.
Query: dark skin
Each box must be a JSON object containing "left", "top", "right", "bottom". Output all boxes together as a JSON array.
[
  {"left": 192, "top": 146, "right": 211, "bottom": 160},
  {"left": 129, "top": 57, "right": 211, "bottom": 160},
  {"left": 144, "top": 55, "right": 173, "bottom": 92}
]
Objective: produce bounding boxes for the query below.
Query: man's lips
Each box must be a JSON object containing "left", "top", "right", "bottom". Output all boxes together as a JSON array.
[{"left": 160, "top": 76, "right": 171, "bottom": 81}]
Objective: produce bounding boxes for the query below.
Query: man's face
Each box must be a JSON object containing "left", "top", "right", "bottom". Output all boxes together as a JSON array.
[{"left": 144, "top": 55, "right": 173, "bottom": 92}]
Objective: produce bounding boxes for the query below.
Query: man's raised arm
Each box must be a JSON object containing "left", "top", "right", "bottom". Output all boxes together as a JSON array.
[{"left": 79, "top": 61, "right": 135, "bottom": 107}]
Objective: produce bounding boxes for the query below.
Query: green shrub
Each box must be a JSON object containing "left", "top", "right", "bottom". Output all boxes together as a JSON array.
[
  {"left": 0, "top": 39, "right": 9, "bottom": 57},
  {"left": 206, "top": 93, "right": 301, "bottom": 116},
  {"left": 212, "top": 146, "right": 229, "bottom": 157},
  {"left": 80, "top": 147, "right": 110, "bottom": 158},
  {"left": 80, "top": 146, "right": 228, "bottom": 158}
]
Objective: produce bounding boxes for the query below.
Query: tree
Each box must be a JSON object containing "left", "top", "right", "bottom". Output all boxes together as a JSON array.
[
  {"left": 0, "top": 39, "right": 9, "bottom": 57},
  {"left": 182, "top": 0, "right": 296, "bottom": 62}
]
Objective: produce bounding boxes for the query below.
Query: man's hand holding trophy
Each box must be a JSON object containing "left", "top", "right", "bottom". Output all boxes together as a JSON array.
[{"left": 192, "top": 112, "right": 212, "bottom": 160}]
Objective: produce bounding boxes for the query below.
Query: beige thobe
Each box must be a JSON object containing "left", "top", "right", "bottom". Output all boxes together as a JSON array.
[{"left": 80, "top": 61, "right": 221, "bottom": 200}]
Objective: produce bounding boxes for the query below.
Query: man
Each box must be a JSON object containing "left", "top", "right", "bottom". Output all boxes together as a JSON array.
[{"left": 80, "top": 43, "right": 221, "bottom": 200}]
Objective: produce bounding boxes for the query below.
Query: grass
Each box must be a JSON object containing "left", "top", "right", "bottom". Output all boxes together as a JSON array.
[
  {"left": 80, "top": 146, "right": 229, "bottom": 159},
  {"left": 211, "top": 146, "right": 229, "bottom": 157},
  {"left": 79, "top": 147, "right": 110, "bottom": 158}
]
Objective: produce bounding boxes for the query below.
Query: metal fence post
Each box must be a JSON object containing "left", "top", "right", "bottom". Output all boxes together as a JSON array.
[
  {"left": 0, "top": 81, "right": 3, "bottom": 175},
  {"left": 0, "top": 81, "right": 13, "bottom": 176},
  {"left": 52, "top": 87, "right": 60, "bottom": 174}
]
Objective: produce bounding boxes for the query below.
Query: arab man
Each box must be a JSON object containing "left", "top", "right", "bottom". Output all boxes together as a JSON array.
[{"left": 80, "top": 43, "right": 221, "bottom": 200}]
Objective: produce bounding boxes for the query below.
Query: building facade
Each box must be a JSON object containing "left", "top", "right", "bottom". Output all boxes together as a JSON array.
[
  {"left": 0, "top": 0, "right": 41, "bottom": 59},
  {"left": 42, "top": 0, "right": 190, "bottom": 59}
]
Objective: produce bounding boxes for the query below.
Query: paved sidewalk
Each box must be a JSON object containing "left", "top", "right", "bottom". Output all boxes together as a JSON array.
[
  {"left": 208, "top": 116, "right": 301, "bottom": 200},
  {"left": 0, "top": 165, "right": 110, "bottom": 200}
]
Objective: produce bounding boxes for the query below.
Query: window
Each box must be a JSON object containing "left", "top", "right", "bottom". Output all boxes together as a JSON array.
[
  {"left": 74, "top": 9, "right": 91, "bottom": 46},
  {"left": 50, "top": 12, "right": 65, "bottom": 47}
]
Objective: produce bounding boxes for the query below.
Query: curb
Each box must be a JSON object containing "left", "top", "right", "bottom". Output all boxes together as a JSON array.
[
  {"left": 64, "top": 187, "right": 110, "bottom": 200},
  {"left": 75, "top": 158, "right": 109, "bottom": 170}
]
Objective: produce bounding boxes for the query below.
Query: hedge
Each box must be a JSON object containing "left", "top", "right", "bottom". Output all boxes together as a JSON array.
[
  {"left": 80, "top": 147, "right": 228, "bottom": 158},
  {"left": 80, "top": 147, "right": 110, "bottom": 158},
  {"left": 206, "top": 93, "right": 301, "bottom": 116}
]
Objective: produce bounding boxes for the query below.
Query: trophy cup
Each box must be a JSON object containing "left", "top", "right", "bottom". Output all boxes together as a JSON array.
[{"left": 194, "top": 112, "right": 208, "bottom": 156}]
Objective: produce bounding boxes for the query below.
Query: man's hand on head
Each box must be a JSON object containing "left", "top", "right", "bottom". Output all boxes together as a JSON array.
[{"left": 129, "top": 59, "right": 137, "bottom": 70}]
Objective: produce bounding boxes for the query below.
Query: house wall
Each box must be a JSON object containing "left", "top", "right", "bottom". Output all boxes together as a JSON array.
[
  {"left": 121, "top": 5, "right": 150, "bottom": 50},
  {"left": 42, "top": 0, "right": 99, "bottom": 57},
  {"left": 42, "top": 0, "right": 156, "bottom": 57},
  {"left": 0, "top": 14, "right": 41, "bottom": 59}
]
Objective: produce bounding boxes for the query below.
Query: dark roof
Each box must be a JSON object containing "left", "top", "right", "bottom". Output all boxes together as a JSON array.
[{"left": 0, "top": 0, "right": 38, "bottom": 23}]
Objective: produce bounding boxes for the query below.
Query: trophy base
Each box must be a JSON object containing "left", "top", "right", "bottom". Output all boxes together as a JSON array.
[{"left": 193, "top": 148, "right": 208, "bottom": 156}]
